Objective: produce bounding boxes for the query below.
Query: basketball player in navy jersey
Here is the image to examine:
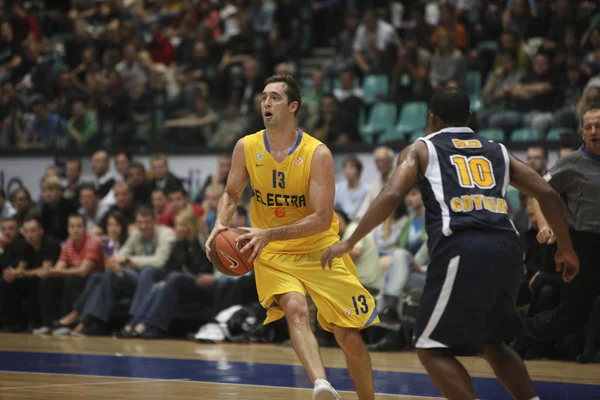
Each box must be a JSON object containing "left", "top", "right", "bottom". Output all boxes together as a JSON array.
[{"left": 322, "top": 87, "right": 579, "bottom": 400}]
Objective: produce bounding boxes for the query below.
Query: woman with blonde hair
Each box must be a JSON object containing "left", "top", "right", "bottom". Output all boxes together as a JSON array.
[{"left": 121, "top": 206, "right": 215, "bottom": 338}]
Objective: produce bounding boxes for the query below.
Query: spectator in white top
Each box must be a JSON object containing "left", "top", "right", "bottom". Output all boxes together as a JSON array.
[
  {"left": 0, "top": 187, "right": 16, "bottom": 236},
  {"left": 332, "top": 68, "right": 364, "bottom": 103},
  {"left": 78, "top": 183, "right": 110, "bottom": 235},
  {"left": 114, "top": 152, "right": 131, "bottom": 182},
  {"left": 91, "top": 150, "right": 115, "bottom": 202},
  {"left": 336, "top": 209, "right": 380, "bottom": 293},
  {"left": 353, "top": 8, "right": 398, "bottom": 75},
  {"left": 334, "top": 155, "right": 368, "bottom": 220},
  {"left": 355, "top": 146, "right": 395, "bottom": 219},
  {"left": 116, "top": 43, "right": 147, "bottom": 100}
]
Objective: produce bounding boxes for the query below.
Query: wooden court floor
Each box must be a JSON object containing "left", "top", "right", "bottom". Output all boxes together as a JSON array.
[{"left": 0, "top": 333, "right": 599, "bottom": 399}]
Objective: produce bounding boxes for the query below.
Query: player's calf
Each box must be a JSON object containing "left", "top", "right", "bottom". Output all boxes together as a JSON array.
[
  {"left": 416, "top": 348, "right": 478, "bottom": 400},
  {"left": 333, "top": 326, "right": 375, "bottom": 400}
]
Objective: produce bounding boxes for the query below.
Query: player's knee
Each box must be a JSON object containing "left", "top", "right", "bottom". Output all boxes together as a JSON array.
[
  {"left": 282, "top": 298, "right": 310, "bottom": 327},
  {"left": 333, "top": 327, "right": 365, "bottom": 357}
]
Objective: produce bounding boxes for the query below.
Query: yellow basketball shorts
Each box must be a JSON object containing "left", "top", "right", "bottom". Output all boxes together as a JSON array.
[{"left": 254, "top": 250, "right": 379, "bottom": 332}]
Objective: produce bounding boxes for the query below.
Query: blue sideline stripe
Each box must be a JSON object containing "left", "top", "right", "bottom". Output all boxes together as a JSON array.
[{"left": 0, "top": 351, "right": 599, "bottom": 399}]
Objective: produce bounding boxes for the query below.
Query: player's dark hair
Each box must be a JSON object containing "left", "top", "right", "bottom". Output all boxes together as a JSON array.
[
  {"left": 429, "top": 87, "right": 470, "bottom": 126},
  {"left": 334, "top": 208, "right": 350, "bottom": 224},
  {"left": 68, "top": 212, "right": 87, "bottom": 226},
  {"left": 342, "top": 155, "right": 363, "bottom": 176},
  {"left": 264, "top": 74, "right": 302, "bottom": 116},
  {"left": 136, "top": 206, "right": 155, "bottom": 219}
]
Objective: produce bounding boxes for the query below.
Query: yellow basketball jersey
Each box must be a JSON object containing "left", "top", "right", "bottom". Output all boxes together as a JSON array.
[{"left": 244, "top": 129, "right": 340, "bottom": 254}]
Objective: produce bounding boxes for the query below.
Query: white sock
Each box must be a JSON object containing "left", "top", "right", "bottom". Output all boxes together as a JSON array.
[
  {"left": 314, "top": 379, "right": 329, "bottom": 386},
  {"left": 530, "top": 397, "right": 540, "bottom": 400}
]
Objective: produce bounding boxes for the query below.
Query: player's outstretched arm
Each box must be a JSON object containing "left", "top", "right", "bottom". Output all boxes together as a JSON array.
[
  {"left": 321, "top": 142, "right": 426, "bottom": 268},
  {"left": 206, "top": 138, "right": 249, "bottom": 260},
  {"left": 508, "top": 152, "right": 579, "bottom": 281}
]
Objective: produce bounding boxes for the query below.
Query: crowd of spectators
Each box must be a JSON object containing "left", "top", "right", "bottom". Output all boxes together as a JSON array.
[
  {"left": 0, "top": 0, "right": 599, "bottom": 149},
  {"left": 0, "top": 0, "right": 599, "bottom": 365}
]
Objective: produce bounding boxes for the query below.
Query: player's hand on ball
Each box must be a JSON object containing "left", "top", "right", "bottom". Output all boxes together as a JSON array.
[
  {"left": 536, "top": 226, "right": 555, "bottom": 244},
  {"left": 237, "top": 227, "right": 271, "bottom": 263},
  {"left": 555, "top": 249, "right": 579, "bottom": 283},
  {"left": 206, "top": 223, "right": 227, "bottom": 261},
  {"left": 321, "top": 241, "right": 352, "bottom": 269}
]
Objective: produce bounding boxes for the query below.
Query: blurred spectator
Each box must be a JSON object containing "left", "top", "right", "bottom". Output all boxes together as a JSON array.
[
  {"left": 100, "top": 181, "right": 138, "bottom": 232},
  {"left": 355, "top": 147, "right": 395, "bottom": 220},
  {"left": 116, "top": 43, "right": 147, "bottom": 100},
  {"left": 372, "top": 202, "right": 408, "bottom": 256},
  {"left": 0, "top": 21, "right": 23, "bottom": 83},
  {"left": 64, "top": 19, "right": 93, "bottom": 71},
  {"left": 26, "top": 99, "right": 67, "bottom": 148},
  {"left": 209, "top": 101, "right": 248, "bottom": 148},
  {"left": 175, "top": 40, "right": 217, "bottom": 109},
  {"left": 430, "top": 29, "right": 467, "bottom": 90},
  {"left": 430, "top": 3, "right": 468, "bottom": 51},
  {"left": 91, "top": 150, "right": 115, "bottom": 201},
  {"left": 10, "top": 3, "right": 40, "bottom": 44},
  {"left": 550, "top": 62, "right": 586, "bottom": 130},
  {"left": 526, "top": 145, "right": 549, "bottom": 177},
  {"left": 389, "top": 29, "right": 432, "bottom": 104},
  {"left": 150, "top": 153, "right": 183, "bottom": 193},
  {"left": 303, "top": 68, "right": 325, "bottom": 118},
  {"left": 166, "top": 187, "right": 205, "bottom": 228},
  {"left": 353, "top": 8, "right": 398, "bottom": 75},
  {"left": 35, "top": 214, "right": 104, "bottom": 335},
  {"left": 333, "top": 67, "right": 364, "bottom": 103},
  {"left": 477, "top": 51, "right": 523, "bottom": 129},
  {"left": 489, "top": 52, "right": 556, "bottom": 138},
  {"left": 310, "top": 0, "right": 344, "bottom": 48},
  {"left": 146, "top": 22, "right": 175, "bottom": 65},
  {"left": 495, "top": 30, "right": 531, "bottom": 74},
  {"left": 313, "top": 94, "right": 356, "bottom": 145},
  {"left": 67, "top": 101, "right": 99, "bottom": 147},
  {"left": 249, "top": 0, "right": 276, "bottom": 36},
  {"left": 0, "top": 188, "right": 16, "bottom": 234},
  {"left": 0, "top": 217, "right": 25, "bottom": 273},
  {"left": 196, "top": 154, "right": 231, "bottom": 204},
  {"left": 80, "top": 207, "right": 175, "bottom": 336},
  {"left": 78, "top": 183, "right": 110, "bottom": 234},
  {"left": 201, "top": 183, "right": 224, "bottom": 232},
  {"left": 269, "top": 0, "right": 301, "bottom": 71},
  {"left": 559, "top": 143, "right": 576, "bottom": 159},
  {"left": 63, "top": 158, "right": 83, "bottom": 205},
  {"left": 336, "top": 209, "right": 380, "bottom": 292},
  {"left": 152, "top": 188, "right": 172, "bottom": 226},
  {"left": 115, "top": 152, "right": 132, "bottom": 182},
  {"left": 409, "top": 4, "right": 434, "bottom": 51},
  {"left": 40, "top": 175, "right": 78, "bottom": 241},
  {"left": 228, "top": 57, "right": 263, "bottom": 117},
  {"left": 71, "top": 46, "right": 99, "bottom": 96},
  {"left": 11, "top": 187, "right": 40, "bottom": 228},
  {"left": 123, "top": 206, "right": 214, "bottom": 338},
  {"left": 164, "top": 92, "right": 218, "bottom": 145},
  {"left": 229, "top": 205, "right": 249, "bottom": 228},
  {"left": 334, "top": 155, "right": 368, "bottom": 220},
  {"left": 326, "top": 9, "right": 359, "bottom": 78},
  {"left": 502, "top": 0, "right": 533, "bottom": 41},
  {"left": 127, "top": 161, "right": 152, "bottom": 206},
  {"left": 0, "top": 216, "right": 61, "bottom": 332}
]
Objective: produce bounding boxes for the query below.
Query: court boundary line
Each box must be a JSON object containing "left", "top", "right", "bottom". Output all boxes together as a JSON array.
[
  {"left": 0, "top": 376, "right": 190, "bottom": 391},
  {"left": 0, "top": 370, "right": 443, "bottom": 399}
]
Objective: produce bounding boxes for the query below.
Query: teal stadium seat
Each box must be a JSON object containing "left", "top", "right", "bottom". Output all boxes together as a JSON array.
[
  {"left": 359, "top": 102, "right": 397, "bottom": 144},
  {"left": 408, "top": 130, "right": 426, "bottom": 143},
  {"left": 506, "top": 188, "right": 521, "bottom": 213},
  {"left": 362, "top": 75, "right": 390, "bottom": 104},
  {"left": 511, "top": 128, "right": 541, "bottom": 142},
  {"left": 546, "top": 127, "right": 571, "bottom": 142},
  {"left": 479, "top": 129, "right": 505, "bottom": 142},
  {"left": 467, "top": 71, "right": 482, "bottom": 112},
  {"left": 383, "top": 102, "right": 428, "bottom": 142}
]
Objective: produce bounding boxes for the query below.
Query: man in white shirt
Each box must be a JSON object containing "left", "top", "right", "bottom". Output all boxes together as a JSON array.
[
  {"left": 78, "top": 183, "right": 110, "bottom": 234},
  {"left": 334, "top": 155, "right": 368, "bottom": 220},
  {"left": 352, "top": 8, "right": 398, "bottom": 75},
  {"left": 355, "top": 146, "right": 395, "bottom": 220}
]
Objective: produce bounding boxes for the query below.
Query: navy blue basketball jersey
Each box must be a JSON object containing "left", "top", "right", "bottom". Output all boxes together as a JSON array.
[{"left": 417, "top": 127, "right": 517, "bottom": 252}]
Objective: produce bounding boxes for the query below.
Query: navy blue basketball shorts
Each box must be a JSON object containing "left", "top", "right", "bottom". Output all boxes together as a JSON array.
[{"left": 414, "top": 229, "right": 523, "bottom": 355}]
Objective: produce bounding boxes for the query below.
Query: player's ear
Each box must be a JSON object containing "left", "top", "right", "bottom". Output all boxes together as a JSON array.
[{"left": 289, "top": 101, "right": 298, "bottom": 114}]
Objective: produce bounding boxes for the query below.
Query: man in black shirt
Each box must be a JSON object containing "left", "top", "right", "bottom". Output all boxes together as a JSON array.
[
  {"left": 0, "top": 21, "right": 22, "bottom": 83},
  {"left": 128, "top": 161, "right": 153, "bottom": 206},
  {"left": 150, "top": 154, "right": 183, "bottom": 194},
  {"left": 92, "top": 150, "right": 116, "bottom": 202},
  {"left": 100, "top": 181, "right": 138, "bottom": 233},
  {"left": 40, "top": 175, "right": 78, "bottom": 241},
  {"left": 0, "top": 217, "right": 25, "bottom": 272},
  {"left": 1, "top": 217, "right": 61, "bottom": 332}
]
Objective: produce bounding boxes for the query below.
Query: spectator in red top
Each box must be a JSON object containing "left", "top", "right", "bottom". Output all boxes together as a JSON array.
[
  {"left": 147, "top": 22, "right": 175, "bottom": 65},
  {"left": 35, "top": 214, "right": 104, "bottom": 334},
  {"left": 152, "top": 188, "right": 172, "bottom": 226},
  {"left": 164, "top": 187, "right": 205, "bottom": 228},
  {"left": 11, "top": 3, "right": 41, "bottom": 44}
]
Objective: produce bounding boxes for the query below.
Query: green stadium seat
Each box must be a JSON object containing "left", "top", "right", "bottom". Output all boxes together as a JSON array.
[
  {"left": 408, "top": 130, "right": 426, "bottom": 143},
  {"left": 391, "top": 101, "right": 428, "bottom": 137},
  {"left": 362, "top": 75, "right": 390, "bottom": 104},
  {"left": 359, "top": 102, "right": 397, "bottom": 144},
  {"left": 546, "top": 127, "right": 572, "bottom": 141},
  {"left": 325, "top": 77, "right": 360, "bottom": 92},
  {"left": 467, "top": 71, "right": 482, "bottom": 112},
  {"left": 479, "top": 129, "right": 505, "bottom": 142},
  {"left": 506, "top": 188, "right": 521, "bottom": 213},
  {"left": 511, "top": 128, "right": 541, "bottom": 142}
]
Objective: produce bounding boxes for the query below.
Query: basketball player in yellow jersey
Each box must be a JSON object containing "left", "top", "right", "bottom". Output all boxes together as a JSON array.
[{"left": 205, "top": 74, "right": 378, "bottom": 400}]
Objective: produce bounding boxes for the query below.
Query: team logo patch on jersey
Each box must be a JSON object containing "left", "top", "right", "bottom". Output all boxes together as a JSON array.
[
  {"left": 256, "top": 152, "right": 263, "bottom": 161},
  {"left": 295, "top": 156, "right": 304, "bottom": 166},
  {"left": 274, "top": 207, "right": 286, "bottom": 218},
  {"left": 344, "top": 308, "right": 352, "bottom": 317}
]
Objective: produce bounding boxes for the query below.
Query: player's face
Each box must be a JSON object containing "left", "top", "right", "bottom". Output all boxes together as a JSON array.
[
  {"left": 582, "top": 110, "right": 600, "bottom": 155},
  {"left": 261, "top": 82, "right": 296, "bottom": 127}
]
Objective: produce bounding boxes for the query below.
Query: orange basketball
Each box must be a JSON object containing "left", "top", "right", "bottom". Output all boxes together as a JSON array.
[{"left": 210, "top": 228, "right": 254, "bottom": 276}]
